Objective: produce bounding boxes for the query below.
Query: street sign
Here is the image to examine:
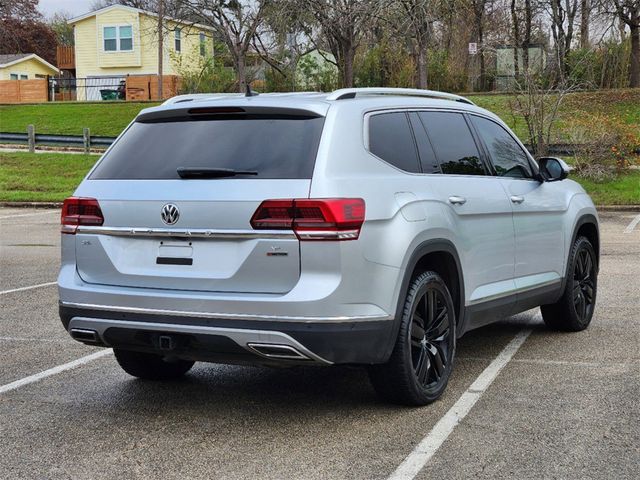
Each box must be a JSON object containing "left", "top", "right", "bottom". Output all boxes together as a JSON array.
[{"left": 468, "top": 43, "right": 478, "bottom": 55}]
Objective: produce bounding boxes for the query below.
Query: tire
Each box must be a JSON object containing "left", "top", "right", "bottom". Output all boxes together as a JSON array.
[
  {"left": 541, "top": 236, "right": 597, "bottom": 332},
  {"left": 368, "top": 271, "right": 457, "bottom": 406},
  {"left": 114, "top": 349, "right": 194, "bottom": 380}
]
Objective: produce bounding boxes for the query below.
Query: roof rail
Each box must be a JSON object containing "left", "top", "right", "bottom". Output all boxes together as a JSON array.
[{"left": 325, "top": 88, "right": 475, "bottom": 105}]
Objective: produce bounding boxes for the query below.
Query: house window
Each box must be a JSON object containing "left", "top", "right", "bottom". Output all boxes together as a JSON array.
[
  {"left": 10, "top": 74, "right": 18, "bottom": 80},
  {"left": 199, "top": 32, "right": 206, "bottom": 56},
  {"left": 175, "top": 28, "right": 181, "bottom": 52},
  {"left": 20, "top": 74, "right": 28, "bottom": 79},
  {"left": 104, "top": 25, "right": 133, "bottom": 52},
  {"left": 104, "top": 26, "right": 117, "bottom": 51},
  {"left": 119, "top": 25, "right": 133, "bottom": 51}
]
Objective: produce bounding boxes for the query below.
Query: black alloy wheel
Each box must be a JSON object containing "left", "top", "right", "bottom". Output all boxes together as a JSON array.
[
  {"left": 368, "top": 271, "right": 456, "bottom": 406},
  {"left": 410, "top": 286, "right": 453, "bottom": 389},
  {"left": 572, "top": 246, "right": 596, "bottom": 323},
  {"left": 541, "top": 236, "right": 598, "bottom": 332}
]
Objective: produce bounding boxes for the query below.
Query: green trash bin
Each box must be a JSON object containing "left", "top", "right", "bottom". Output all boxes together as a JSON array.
[{"left": 100, "top": 89, "right": 119, "bottom": 101}]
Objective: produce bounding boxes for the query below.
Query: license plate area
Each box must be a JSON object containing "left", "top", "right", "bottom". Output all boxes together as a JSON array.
[{"left": 156, "top": 242, "right": 193, "bottom": 265}]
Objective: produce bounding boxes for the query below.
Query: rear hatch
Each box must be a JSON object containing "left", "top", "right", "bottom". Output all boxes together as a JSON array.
[{"left": 72, "top": 106, "right": 325, "bottom": 294}]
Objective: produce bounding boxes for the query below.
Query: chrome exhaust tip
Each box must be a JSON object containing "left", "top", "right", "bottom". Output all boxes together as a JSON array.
[
  {"left": 246, "top": 343, "right": 311, "bottom": 361},
  {"left": 69, "top": 328, "right": 101, "bottom": 344}
]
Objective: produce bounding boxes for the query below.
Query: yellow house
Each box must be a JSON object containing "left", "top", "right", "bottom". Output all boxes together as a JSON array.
[
  {"left": 0, "top": 54, "right": 58, "bottom": 80},
  {"left": 67, "top": 4, "right": 214, "bottom": 100}
]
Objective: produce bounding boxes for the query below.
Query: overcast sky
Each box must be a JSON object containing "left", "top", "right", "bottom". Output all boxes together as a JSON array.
[{"left": 39, "top": 0, "right": 95, "bottom": 18}]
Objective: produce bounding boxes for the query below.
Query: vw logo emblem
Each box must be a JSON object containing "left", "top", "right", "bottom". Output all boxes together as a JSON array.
[{"left": 161, "top": 204, "right": 180, "bottom": 225}]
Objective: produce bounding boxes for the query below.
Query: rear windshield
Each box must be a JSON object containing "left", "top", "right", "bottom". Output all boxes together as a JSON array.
[{"left": 90, "top": 115, "right": 325, "bottom": 179}]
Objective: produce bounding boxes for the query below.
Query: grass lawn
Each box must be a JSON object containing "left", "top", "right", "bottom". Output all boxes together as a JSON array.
[
  {"left": 468, "top": 89, "right": 640, "bottom": 142},
  {"left": 0, "top": 102, "right": 159, "bottom": 137},
  {"left": 1, "top": 151, "right": 638, "bottom": 205},
  {"left": 573, "top": 171, "right": 640, "bottom": 205},
  {"left": 0, "top": 89, "right": 638, "bottom": 144},
  {"left": 0, "top": 151, "right": 97, "bottom": 202}
]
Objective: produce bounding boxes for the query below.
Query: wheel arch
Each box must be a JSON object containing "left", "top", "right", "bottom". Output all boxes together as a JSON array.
[
  {"left": 558, "top": 213, "right": 600, "bottom": 296},
  {"left": 381, "top": 239, "right": 465, "bottom": 363},
  {"left": 572, "top": 214, "right": 600, "bottom": 267}
]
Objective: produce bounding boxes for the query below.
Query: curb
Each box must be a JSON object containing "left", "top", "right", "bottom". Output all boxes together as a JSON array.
[
  {"left": 0, "top": 202, "right": 62, "bottom": 209},
  {"left": 596, "top": 205, "right": 640, "bottom": 211}
]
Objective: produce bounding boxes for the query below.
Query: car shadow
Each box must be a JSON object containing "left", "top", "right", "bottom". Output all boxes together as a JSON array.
[{"left": 75, "top": 312, "right": 543, "bottom": 417}]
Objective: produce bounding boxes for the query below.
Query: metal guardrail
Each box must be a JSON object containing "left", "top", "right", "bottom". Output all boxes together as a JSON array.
[
  {"left": 1, "top": 131, "right": 577, "bottom": 156},
  {"left": 0, "top": 131, "right": 117, "bottom": 150}
]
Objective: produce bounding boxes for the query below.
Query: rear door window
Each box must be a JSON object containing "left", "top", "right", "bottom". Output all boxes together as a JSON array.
[
  {"left": 368, "top": 112, "right": 421, "bottom": 173},
  {"left": 418, "top": 111, "right": 486, "bottom": 176},
  {"left": 90, "top": 115, "right": 325, "bottom": 180},
  {"left": 470, "top": 115, "right": 533, "bottom": 178}
]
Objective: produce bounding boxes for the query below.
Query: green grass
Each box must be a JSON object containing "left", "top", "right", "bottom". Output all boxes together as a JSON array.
[
  {"left": 468, "top": 89, "right": 640, "bottom": 143},
  {"left": 1, "top": 151, "right": 638, "bottom": 204},
  {"left": 573, "top": 171, "right": 640, "bottom": 205},
  {"left": 0, "top": 102, "right": 160, "bottom": 137},
  {"left": 0, "top": 151, "right": 97, "bottom": 202}
]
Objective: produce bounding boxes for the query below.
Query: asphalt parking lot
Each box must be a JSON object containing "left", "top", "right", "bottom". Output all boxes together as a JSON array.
[{"left": 0, "top": 207, "right": 638, "bottom": 479}]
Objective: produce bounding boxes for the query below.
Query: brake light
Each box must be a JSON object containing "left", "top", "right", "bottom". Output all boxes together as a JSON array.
[
  {"left": 61, "top": 197, "right": 104, "bottom": 234},
  {"left": 250, "top": 198, "right": 365, "bottom": 240}
]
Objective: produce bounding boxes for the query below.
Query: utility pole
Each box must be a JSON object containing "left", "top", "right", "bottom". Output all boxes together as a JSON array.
[{"left": 157, "top": 0, "right": 164, "bottom": 99}]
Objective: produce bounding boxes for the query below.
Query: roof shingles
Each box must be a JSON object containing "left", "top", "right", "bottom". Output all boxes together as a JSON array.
[{"left": 0, "top": 53, "right": 31, "bottom": 66}]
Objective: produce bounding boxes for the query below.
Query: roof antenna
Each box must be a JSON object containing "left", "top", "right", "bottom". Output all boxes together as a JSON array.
[{"left": 245, "top": 84, "right": 259, "bottom": 97}]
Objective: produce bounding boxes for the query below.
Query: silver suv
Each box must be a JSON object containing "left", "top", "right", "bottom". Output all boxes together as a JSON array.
[{"left": 58, "top": 88, "right": 599, "bottom": 405}]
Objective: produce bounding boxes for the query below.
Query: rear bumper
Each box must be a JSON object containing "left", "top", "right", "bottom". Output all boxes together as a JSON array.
[{"left": 60, "top": 304, "right": 395, "bottom": 365}]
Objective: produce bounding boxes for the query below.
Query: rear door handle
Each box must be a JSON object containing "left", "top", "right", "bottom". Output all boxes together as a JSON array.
[
  {"left": 448, "top": 196, "right": 467, "bottom": 205},
  {"left": 510, "top": 195, "right": 525, "bottom": 204}
]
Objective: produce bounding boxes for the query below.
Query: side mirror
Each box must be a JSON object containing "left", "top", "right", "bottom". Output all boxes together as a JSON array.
[{"left": 537, "top": 157, "right": 570, "bottom": 182}]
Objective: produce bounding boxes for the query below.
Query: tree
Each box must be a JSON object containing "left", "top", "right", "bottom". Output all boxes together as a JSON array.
[
  {"left": 182, "top": 1, "right": 269, "bottom": 92},
  {"left": 0, "top": 0, "right": 57, "bottom": 64},
  {"left": 301, "top": 0, "right": 385, "bottom": 88},
  {"left": 611, "top": 0, "right": 640, "bottom": 87},
  {"left": 0, "top": 0, "right": 40, "bottom": 20},
  {"left": 580, "top": 0, "right": 590, "bottom": 48},
  {"left": 548, "top": 0, "right": 579, "bottom": 78},
  {"left": 510, "top": 69, "right": 580, "bottom": 155},
  {"left": 396, "top": 0, "right": 433, "bottom": 88},
  {"left": 50, "top": 12, "right": 74, "bottom": 46},
  {"left": 510, "top": 0, "right": 538, "bottom": 75},
  {"left": 471, "top": 0, "right": 490, "bottom": 90}
]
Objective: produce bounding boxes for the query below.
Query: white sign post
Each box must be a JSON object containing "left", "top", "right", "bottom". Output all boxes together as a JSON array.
[{"left": 468, "top": 43, "right": 478, "bottom": 55}]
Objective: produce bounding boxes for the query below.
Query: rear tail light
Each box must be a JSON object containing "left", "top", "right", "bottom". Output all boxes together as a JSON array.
[
  {"left": 61, "top": 197, "right": 104, "bottom": 234},
  {"left": 251, "top": 198, "right": 365, "bottom": 241}
]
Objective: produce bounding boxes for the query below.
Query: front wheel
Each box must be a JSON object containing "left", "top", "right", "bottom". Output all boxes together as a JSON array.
[
  {"left": 114, "top": 349, "right": 194, "bottom": 380},
  {"left": 541, "top": 236, "right": 598, "bottom": 332},
  {"left": 368, "top": 271, "right": 456, "bottom": 406}
]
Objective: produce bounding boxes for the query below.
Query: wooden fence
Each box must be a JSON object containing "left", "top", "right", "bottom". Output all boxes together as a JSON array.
[
  {"left": 0, "top": 79, "right": 48, "bottom": 103},
  {"left": 126, "top": 75, "right": 181, "bottom": 101}
]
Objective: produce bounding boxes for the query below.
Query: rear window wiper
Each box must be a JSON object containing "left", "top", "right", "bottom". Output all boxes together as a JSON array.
[{"left": 176, "top": 167, "right": 259, "bottom": 179}]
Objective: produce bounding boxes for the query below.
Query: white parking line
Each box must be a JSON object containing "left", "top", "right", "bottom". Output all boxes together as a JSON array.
[
  {"left": 0, "top": 282, "right": 57, "bottom": 295},
  {"left": 388, "top": 328, "right": 532, "bottom": 480},
  {"left": 623, "top": 214, "right": 640, "bottom": 234},
  {"left": 0, "top": 350, "right": 112, "bottom": 394},
  {"left": 0, "top": 211, "right": 59, "bottom": 220}
]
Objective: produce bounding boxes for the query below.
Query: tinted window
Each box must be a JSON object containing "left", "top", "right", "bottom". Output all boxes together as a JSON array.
[
  {"left": 418, "top": 112, "right": 485, "bottom": 175},
  {"left": 91, "top": 116, "right": 324, "bottom": 180},
  {"left": 369, "top": 112, "right": 421, "bottom": 173},
  {"left": 471, "top": 116, "right": 532, "bottom": 178},
  {"left": 409, "top": 113, "right": 440, "bottom": 173}
]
